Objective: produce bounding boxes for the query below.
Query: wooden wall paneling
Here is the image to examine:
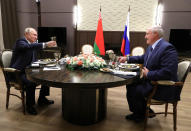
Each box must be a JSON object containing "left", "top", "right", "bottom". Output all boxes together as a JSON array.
[
  {"left": 87, "top": 31, "right": 95, "bottom": 46},
  {"left": 130, "top": 32, "right": 147, "bottom": 52},
  {"left": 75, "top": 31, "right": 80, "bottom": 54},
  {"left": 104, "top": 32, "right": 113, "bottom": 52},
  {"left": 104, "top": 32, "right": 112, "bottom": 44},
  {"left": 76, "top": 31, "right": 147, "bottom": 55},
  {"left": 78, "top": 32, "right": 88, "bottom": 53},
  {"left": 104, "top": 31, "right": 123, "bottom": 55},
  {"left": 111, "top": 31, "right": 123, "bottom": 44}
]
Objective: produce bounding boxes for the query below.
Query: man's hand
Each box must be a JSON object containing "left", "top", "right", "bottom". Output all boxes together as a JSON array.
[
  {"left": 118, "top": 56, "right": 127, "bottom": 63},
  {"left": 142, "top": 67, "right": 149, "bottom": 78},
  {"left": 46, "top": 41, "right": 57, "bottom": 47}
]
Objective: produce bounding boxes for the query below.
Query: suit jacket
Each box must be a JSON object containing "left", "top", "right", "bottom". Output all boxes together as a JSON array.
[
  {"left": 10, "top": 38, "right": 43, "bottom": 72},
  {"left": 129, "top": 39, "right": 180, "bottom": 100}
]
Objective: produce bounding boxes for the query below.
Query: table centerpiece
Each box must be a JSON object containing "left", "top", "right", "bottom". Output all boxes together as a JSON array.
[{"left": 66, "top": 54, "right": 107, "bottom": 70}]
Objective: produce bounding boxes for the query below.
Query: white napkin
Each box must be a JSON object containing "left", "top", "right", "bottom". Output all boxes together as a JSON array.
[
  {"left": 110, "top": 69, "right": 137, "bottom": 76},
  {"left": 43, "top": 66, "right": 61, "bottom": 71},
  {"left": 59, "top": 57, "right": 70, "bottom": 64},
  {"left": 31, "top": 63, "right": 39, "bottom": 67}
]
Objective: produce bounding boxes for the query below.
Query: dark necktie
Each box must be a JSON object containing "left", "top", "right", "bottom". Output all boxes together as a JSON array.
[
  {"left": 32, "top": 50, "right": 36, "bottom": 62},
  {"left": 145, "top": 47, "right": 153, "bottom": 67}
]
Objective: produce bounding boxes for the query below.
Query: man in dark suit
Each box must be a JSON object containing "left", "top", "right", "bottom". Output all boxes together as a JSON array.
[
  {"left": 119, "top": 26, "right": 178, "bottom": 122},
  {"left": 10, "top": 27, "right": 57, "bottom": 115}
]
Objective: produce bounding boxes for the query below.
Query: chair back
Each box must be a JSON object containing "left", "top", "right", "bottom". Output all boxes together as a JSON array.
[
  {"left": 0, "top": 50, "right": 13, "bottom": 85},
  {"left": 0, "top": 50, "right": 13, "bottom": 68},
  {"left": 81, "top": 44, "right": 93, "bottom": 55},
  {"left": 1, "top": 50, "right": 26, "bottom": 114},
  {"left": 177, "top": 61, "right": 191, "bottom": 82},
  {"left": 131, "top": 46, "right": 145, "bottom": 56}
]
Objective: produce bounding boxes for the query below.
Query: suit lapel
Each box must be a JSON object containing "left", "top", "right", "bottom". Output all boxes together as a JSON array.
[{"left": 146, "top": 39, "right": 163, "bottom": 66}]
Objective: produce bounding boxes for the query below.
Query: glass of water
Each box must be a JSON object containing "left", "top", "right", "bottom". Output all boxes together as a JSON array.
[{"left": 54, "top": 52, "right": 61, "bottom": 65}]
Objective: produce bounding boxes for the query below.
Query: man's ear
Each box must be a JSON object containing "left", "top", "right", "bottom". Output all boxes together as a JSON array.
[{"left": 153, "top": 32, "right": 159, "bottom": 37}]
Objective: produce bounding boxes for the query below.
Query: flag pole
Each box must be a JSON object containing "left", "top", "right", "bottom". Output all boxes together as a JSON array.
[
  {"left": 100, "top": 5, "right": 101, "bottom": 12},
  {"left": 127, "top": 5, "right": 130, "bottom": 41},
  {"left": 128, "top": 5, "right": 130, "bottom": 12}
]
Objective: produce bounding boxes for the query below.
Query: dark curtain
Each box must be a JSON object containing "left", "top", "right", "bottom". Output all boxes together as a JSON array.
[{"left": 1, "top": 0, "right": 19, "bottom": 49}]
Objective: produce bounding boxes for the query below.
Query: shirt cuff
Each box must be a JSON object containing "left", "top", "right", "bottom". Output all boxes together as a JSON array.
[
  {"left": 42, "top": 42, "right": 46, "bottom": 48},
  {"left": 126, "top": 56, "right": 129, "bottom": 61}
]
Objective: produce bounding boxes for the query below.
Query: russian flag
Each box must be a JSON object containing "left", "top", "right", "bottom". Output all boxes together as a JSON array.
[{"left": 121, "top": 9, "right": 130, "bottom": 56}]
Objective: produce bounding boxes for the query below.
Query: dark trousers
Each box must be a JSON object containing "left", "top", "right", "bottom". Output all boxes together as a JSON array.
[
  {"left": 126, "top": 80, "right": 153, "bottom": 116},
  {"left": 21, "top": 73, "right": 50, "bottom": 107}
]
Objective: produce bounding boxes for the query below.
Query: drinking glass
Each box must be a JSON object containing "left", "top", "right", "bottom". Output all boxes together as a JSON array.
[
  {"left": 50, "top": 36, "right": 56, "bottom": 41},
  {"left": 50, "top": 36, "right": 57, "bottom": 47},
  {"left": 54, "top": 52, "right": 61, "bottom": 65}
]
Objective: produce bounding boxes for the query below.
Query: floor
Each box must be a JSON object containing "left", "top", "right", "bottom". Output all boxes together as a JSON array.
[{"left": 0, "top": 70, "right": 191, "bottom": 131}]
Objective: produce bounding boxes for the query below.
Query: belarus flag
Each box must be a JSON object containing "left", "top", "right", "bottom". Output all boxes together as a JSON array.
[
  {"left": 121, "top": 9, "right": 130, "bottom": 56},
  {"left": 94, "top": 11, "right": 105, "bottom": 56}
]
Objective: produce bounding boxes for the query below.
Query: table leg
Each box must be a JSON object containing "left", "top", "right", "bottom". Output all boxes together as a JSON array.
[{"left": 62, "top": 88, "right": 107, "bottom": 125}]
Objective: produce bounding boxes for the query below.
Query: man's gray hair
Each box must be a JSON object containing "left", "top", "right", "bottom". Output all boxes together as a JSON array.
[
  {"left": 24, "top": 27, "right": 36, "bottom": 34},
  {"left": 149, "top": 26, "right": 164, "bottom": 38}
]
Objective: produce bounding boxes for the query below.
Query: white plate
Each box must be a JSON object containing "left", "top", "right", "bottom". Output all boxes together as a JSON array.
[
  {"left": 120, "top": 63, "right": 137, "bottom": 66},
  {"left": 118, "top": 64, "right": 139, "bottom": 70},
  {"left": 34, "top": 59, "right": 55, "bottom": 65},
  {"left": 45, "top": 64, "right": 56, "bottom": 67}
]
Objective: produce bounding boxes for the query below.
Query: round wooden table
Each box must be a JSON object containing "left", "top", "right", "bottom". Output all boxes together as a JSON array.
[{"left": 26, "top": 65, "right": 138, "bottom": 125}]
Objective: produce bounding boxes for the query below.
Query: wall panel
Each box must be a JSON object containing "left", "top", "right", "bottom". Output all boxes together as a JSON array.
[{"left": 76, "top": 31, "right": 146, "bottom": 55}]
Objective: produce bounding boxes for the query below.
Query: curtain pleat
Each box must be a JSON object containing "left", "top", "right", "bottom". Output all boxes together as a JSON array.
[{"left": 1, "top": 0, "right": 19, "bottom": 49}]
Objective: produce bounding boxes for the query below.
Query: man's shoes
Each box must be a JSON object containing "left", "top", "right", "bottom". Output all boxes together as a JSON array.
[
  {"left": 125, "top": 109, "right": 155, "bottom": 123},
  {"left": 125, "top": 113, "right": 135, "bottom": 120},
  {"left": 149, "top": 108, "right": 156, "bottom": 118},
  {"left": 38, "top": 97, "right": 54, "bottom": 106},
  {"left": 125, "top": 113, "right": 144, "bottom": 123},
  {"left": 125, "top": 113, "right": 145, "bottom": 123},
  {"left": 26, "top": 106, "right": 37, "bottom": 115}
]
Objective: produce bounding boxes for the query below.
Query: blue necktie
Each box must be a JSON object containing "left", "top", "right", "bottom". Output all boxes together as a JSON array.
[{"left": 145, "top": 47, "right": 153, "bottom": 67}]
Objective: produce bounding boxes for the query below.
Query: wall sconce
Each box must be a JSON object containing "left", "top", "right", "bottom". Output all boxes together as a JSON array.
[
  {"left": 73, "top": 5, "right": 78, "bottom": 29},
  {"left": 156, "top": 3, "right": 163, "bottom": 26}
]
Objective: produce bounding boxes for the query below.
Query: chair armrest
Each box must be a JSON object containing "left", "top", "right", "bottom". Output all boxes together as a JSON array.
[
  {"left": 151, "top": 80, "right": 183, "bottom": 86},
  {"left": 3, "top": 68, "right": 23, "bottom": 88},
  {"left": 146, "top": 81, "right": 184, "bottom": 103},
  {"left": 3, "top": 67, "right": 20, "bottom": 73}
]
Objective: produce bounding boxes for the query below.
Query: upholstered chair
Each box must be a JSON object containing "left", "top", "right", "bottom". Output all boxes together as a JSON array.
[
  {"left": 0, "top": 49, "right": 26, "bottom": 114},
  {"left": 144, "top": 61, "right": 191, "bottom": 131}
]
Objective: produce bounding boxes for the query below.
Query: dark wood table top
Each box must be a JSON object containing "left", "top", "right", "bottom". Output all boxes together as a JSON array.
[{"left": 26, "top": 65, "right": 138, "bottom": 89}]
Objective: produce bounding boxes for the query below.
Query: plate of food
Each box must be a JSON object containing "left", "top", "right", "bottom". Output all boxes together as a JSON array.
[
  {"left": 45, "top": 63, "right": 57, "bottom": 67},
  {"left": 100, "top": 68, "right": 111, "bottom": 72},
  {"left": 34, "top": 59, "right": 56, "bottom": 65},
  {"left": 118, "top": 63, "right": 139, "bottom": 71}
]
